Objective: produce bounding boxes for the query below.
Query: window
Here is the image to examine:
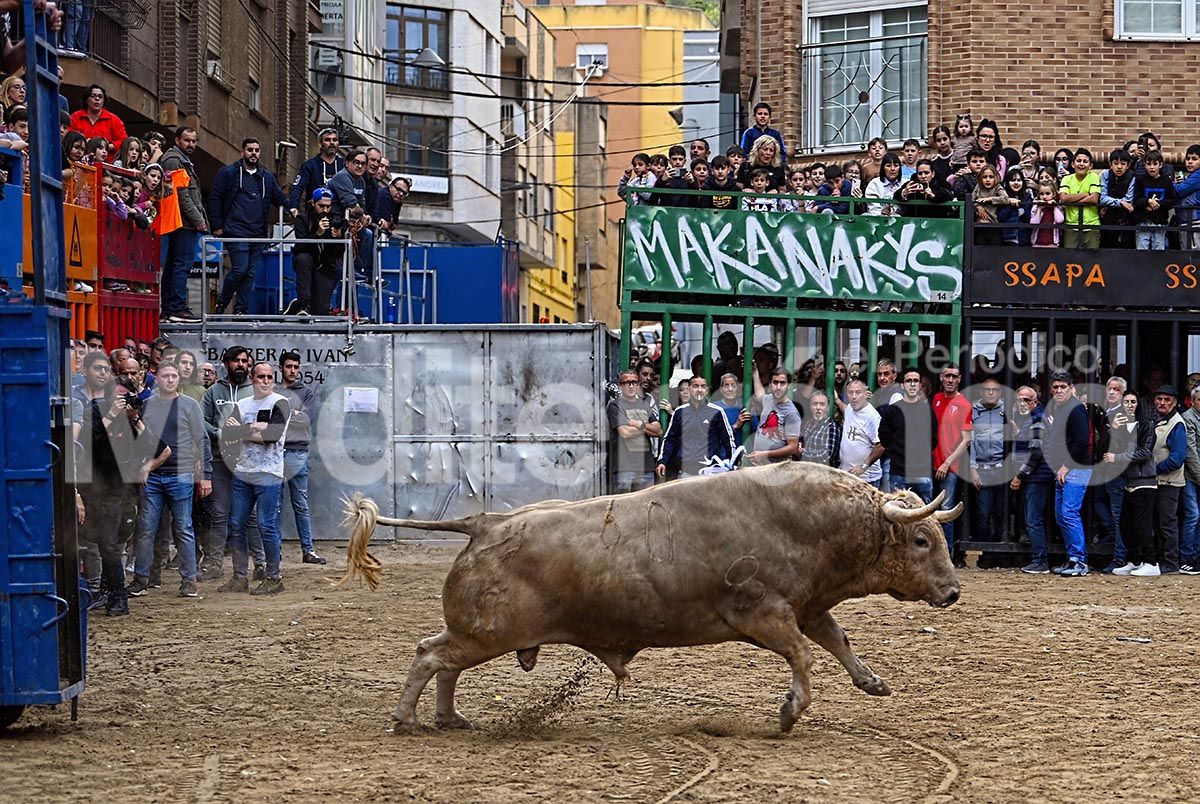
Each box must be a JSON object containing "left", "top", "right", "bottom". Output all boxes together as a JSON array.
[
  {"left": 248, "top": 34, "right": 263, "bottom": 112},
  {"left": 575, "top": 44, "right": 608, "bottom": 70},
  {"left": 1117, "top": 0, "right": 1199, "bottom": 38},
  {"left": 385, "top": 113, "right": 449, "bottom": 177},
  {"left": 205, "top": 0, "right": 222, "bottom": 57},
  {"left": 804, "top": 6, "right": 927, "bottom": 149},
  {"left": 544, "top": 186, "right": 554, "bottom": 232},
  {"left": 312, "top": 44, "right": 344, "bottom": 96},
  {"left": 385, "top": 5, "right": 450, "bottom": 95},
  {"left": 320, "top": 0, "right": 345, "bottom": 37},
  {"left": 485, "top": 138, "right": 498, "bottom": 193}
]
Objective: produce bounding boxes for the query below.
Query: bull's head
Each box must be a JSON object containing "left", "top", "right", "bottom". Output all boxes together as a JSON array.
[{"left": 879, "top": 491, "right": 962, "bottom": 608}]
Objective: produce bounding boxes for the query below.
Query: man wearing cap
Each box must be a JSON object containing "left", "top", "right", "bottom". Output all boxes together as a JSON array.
[
  {"left": 285, "top": 188, "right": 347, "bottom": 316},
  {"left": 1148, "top": 385, "right": 1187, "bottom": 575},
  {"left": 288, "top": 127, "right": 345, "bottom": 217}
]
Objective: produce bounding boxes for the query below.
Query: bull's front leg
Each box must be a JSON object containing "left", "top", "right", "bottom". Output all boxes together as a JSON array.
[
  {"left": 799, "top": 610, "right": 891, "bottom": 697},
  {"left": 724, "top": 598, "right": 813, "bottom": 733}
]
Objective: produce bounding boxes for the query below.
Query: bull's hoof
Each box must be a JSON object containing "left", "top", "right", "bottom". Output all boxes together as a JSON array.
[
  {"left": 855, "top": 674, "right": 892, "bottom": 697},
  {"left": 779, "top": 700, "right": 799, "bottom": 733},
  {"left": 390, "top": 712, "right": 425, "bottom": 734},
  {"left": 434, "top": 711, "right": 475, "bottom": 730},
  {"left": 516, "top": 647, "right": 540, "bottom": 672}
]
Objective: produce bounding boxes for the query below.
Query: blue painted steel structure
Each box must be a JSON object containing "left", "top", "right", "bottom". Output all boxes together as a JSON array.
[{"left": 0, "top": 2, "right": 86, "bottom": 730}]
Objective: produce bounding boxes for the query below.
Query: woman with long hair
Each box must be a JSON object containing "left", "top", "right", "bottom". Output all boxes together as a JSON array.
[{"left": 1, "top": 75, "right": 25, "bottom": 109}]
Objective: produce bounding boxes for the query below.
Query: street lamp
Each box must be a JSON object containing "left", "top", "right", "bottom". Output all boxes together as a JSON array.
[{"left": 410, "top": 47, "right": 446, "bottom": 69}]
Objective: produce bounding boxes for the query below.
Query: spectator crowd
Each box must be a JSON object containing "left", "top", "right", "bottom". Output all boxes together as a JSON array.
[
  {"left": 69, "top": 331, "right": 326, "bottom": 615},
  {"left": 611, "top": 335, "right": 1200, "bottom": 581}
]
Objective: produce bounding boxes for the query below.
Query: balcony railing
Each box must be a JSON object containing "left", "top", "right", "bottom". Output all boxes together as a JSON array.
[{"left": 383, "top": 58, "right": 450, "bottom": 98}]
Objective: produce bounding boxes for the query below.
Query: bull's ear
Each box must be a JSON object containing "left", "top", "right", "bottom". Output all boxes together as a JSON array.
[{"left": 934, "top": 502, "right": 964, "bottom": 523}]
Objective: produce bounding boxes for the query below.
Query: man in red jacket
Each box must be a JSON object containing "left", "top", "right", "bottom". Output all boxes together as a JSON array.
[{"left": 68, "top": 83, "right": 126, "bottom": 151}]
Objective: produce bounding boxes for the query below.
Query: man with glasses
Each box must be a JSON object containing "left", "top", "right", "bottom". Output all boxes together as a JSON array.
[
  {"left": 209, "top": 137, "right": 290, "bottom": 315},
  {"left": 1044, "top": 371, "right": 1092, "bottom": 577},
  {"left": 373, "top": 175, "right": 411, "bottom": 236},
  {"left": 200, "top": 362, "right": 218, "bottom": 389},
  {"left": 608, "top": 370, "right": 661, "bottom": 493},
  {"left": 326, "top": 149, "right": 377, "bottom": 284},
  {"left": 221, "top": 362, "right": 291, "bottom": 595},
  {"left": 1011, "top": 386, "right": 1055, "bottom": 574},
  {"left": 289, "top": 127, "right": 345, "bottom": 217},
  {"left": 932, "top": 363, "right": 972, "bottom": 564},
  {"left": 879, "top": 368, "right": 937, "bottom": 503}
]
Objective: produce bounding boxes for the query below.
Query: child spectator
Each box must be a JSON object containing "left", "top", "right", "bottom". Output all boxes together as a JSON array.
[
  {"left": 738, "top": 102, "right": 787, "bottom": 161},
  {"left": 1133, "top": 150, "right": 1177, "bottom": 250},
  {"left": 653, "top": 144, "right": 694, "bottom": 207},
  {"left": 1099, "top": 149, "right": 1136, "bottom": 249},
  {"left": 648, "top": 154, "right": 668, "bottom": 186},
  {"left": 807, "top": 163, "right": 825, "bottom": 189},
  {"left": 1035, "top": 165, "right": 1058, "bottom": 191},
  {"left": 700, "top": 154, "right": 738, "bottom": 210},
  {"left": 895, "top": 159, "right": 955, "bottom": 217},
  {"left": 114, "top": 136, "right": 143, "bottom": 170},
  {"left": 1058, "top": 147, "right": 1101, "bottom": 249},
  {"left": 951, "top": 149, "right": 989, "bottom": 201},
  {"left": 1132, "top": 132, "right": 1175, "bottom": 181},
  {"left": 930, "top": 125, "right": 954, "bottom": 181},
  {"left": 1018, "top": 139, "right": 1041, "bottom": 185},
  {"left": 690, "top": 158, "right": 709, "bottom": 192},
  {"left": 617, "top": 153, "right": 656, "bottom": 206},
  {"left": 1052, "top": 148, "right": 1073, "bottom": 180},
  {"left": 737, "top": 135, "right": 785, "bottom": 191},
  {"left": 865, "top": 153, "right": 903, "bottom": 216},
  {"left": 85, "top": 136, "right": 109, "bottom": 165},
  {"left": 778, "top": 167, "right": 808, "bottom": 213},
  {"left": 862, "top": 136, "right": 887, "bottom": 182},
  {"left": 100, "top": 171, "right": 128, "bottom": 221},
  {"left": 1175, "top": 143, "right": 1200, "bottom": 249},
  {"left": 814, "top": 164, "right": 852, "bottom": 214},
  {"left": 998, "top": 168, "right": 1033, "bottom": 246},
  {"left": 949, "top": 114, "right": 977, "bottom": 171},
  {"left": 725, "top": 145, "right": 746, "bottom": 187},
  {"left": 842, "top": 160, "right": 864, "bottom": 198},
  {"left": 900, "top": 138, "right": 921, "bottom": 180},
  {"left": 972, "top": 165, "right": 1010, "bottom": 245},
  {"left": 975, "top": 119, "right": 1006, "bottom": 175},
  {"left": 1030, "top": 180, "right": 1064, "bottom": 248},
  {"left": 741, "top": 168, "right": 778, "bottom": 212}
]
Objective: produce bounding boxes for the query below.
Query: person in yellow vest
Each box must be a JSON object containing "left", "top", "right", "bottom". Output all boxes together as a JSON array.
[{"left": 1147, "top": 386, "right": 1188, "bottom": 576}]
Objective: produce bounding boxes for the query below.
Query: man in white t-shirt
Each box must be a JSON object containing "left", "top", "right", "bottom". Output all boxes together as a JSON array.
[
  {"left": 220, "top": 362, "right": 291, "bottom": 595},
  {"left": 839, "top": 379, "right": 883, "bottom": 487}
]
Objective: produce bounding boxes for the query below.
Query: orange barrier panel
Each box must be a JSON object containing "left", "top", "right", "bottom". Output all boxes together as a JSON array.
[
  {"left": 67, "top": 289, "right": 98, "bottom": 341},
  {"left": 23, "top": 195, "right": 98, "bottom": 282},
  {"left": 97, "top": 288, "right": 158, "bottom": 345}
]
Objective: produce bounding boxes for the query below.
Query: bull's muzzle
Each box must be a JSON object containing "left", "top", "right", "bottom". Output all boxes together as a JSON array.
[{"left": 934, "top": 587, "right": 960, "bottom": 608}]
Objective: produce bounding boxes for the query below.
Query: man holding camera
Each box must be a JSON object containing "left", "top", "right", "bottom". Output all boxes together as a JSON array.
[
  {"left": 128, "top": 363, "right": 213, "bottom": 598},
  {"left": 285, "top": 188, "right": 347, "bottom": 316},
  {"left": 325, "top": 149, "right": 377, "bottom": 284}
]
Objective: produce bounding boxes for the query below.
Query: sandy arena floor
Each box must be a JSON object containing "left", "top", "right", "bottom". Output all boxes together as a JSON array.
[{"left": 6, "top": 545, "right": 1200, "bottom": 803}]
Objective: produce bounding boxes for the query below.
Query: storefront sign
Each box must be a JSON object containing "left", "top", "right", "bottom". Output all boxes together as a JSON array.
[{"left": 623, "top": 205, "right": 964, "bottom": 303}]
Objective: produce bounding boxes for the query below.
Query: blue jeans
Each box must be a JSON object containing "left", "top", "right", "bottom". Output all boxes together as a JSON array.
[
  {"left": 890, "top": 473, "right": 933, "bottom": 504},
  {"left": 163, "top": 228, "right": 200, "bottom": 314},
  {"left": 1181, "top": 480, "right": 1200, "bottom": 565},
  {"left": 63, "top": 0, "right": 92, "bottom": 50},
  {"left": 937, "top": 473, "right": 961, "bottom": 554},
  {"left": 135, "top": 472, "right": 197, "bottom": 583},
  {"left": 971, "top": 469, "right": 1007, "bottom": 542},
  {"left": 230, "top": 472, "right": 283, "bottom": 580},
  {"left": 1055, "top": 468, "right": 1092, "bottom": 564},
  {"left": 1099, "top": 476, "right": 1127, "bottom": 564},
  {"left": 217, "top": 241, "right": 265, "bottom": 314},
  {"left": 614, "top": 470, "right": 654, "bottom": 494},
  {"left": 1023, "top": 482, "right": 1052, "bottom": 565},
  {"left": 283, "top": 448, "right": 315, "bottom": 555},
  {"left": 1136, "top": 224, "right": 1166, "bottom": 250}
]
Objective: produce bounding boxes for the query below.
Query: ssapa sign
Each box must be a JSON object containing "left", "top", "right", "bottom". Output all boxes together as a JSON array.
[{"left": 624, "top": 205, "right": 964, "bottom": 303}]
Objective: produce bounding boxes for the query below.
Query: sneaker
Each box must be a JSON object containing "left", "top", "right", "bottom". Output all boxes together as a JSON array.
[
  {"left": 126, "top": 578, "right": 149, "bottom": 596},
  {"left": 198, "top": 566, "right": 224, "bottom": 582},
  {"left": 1131, "top": 563, "right": 1161, "bottom": 577},
  {"left": 1058, "top": 561, "right": 1089, "bottom": 577},
  {"left": 73, "top": 280, "right": 94, "bottom": 293},
  {"left": 1111, "top": 562, "right": 1140, "bottom": 576},
  {"left": 1051, "top": 563, "right": 1071, "bottom": 575},
  {"left": 1021, "top": 561, "right": 1050, "bottom": 574},
  {"left": 179, "top": 581, "right": 199, "bottom": 597},
  {"left": 253, "top": 564, "right": 266, "bottom": 582},
  {"left": 148, "top": 569, "right": 162, "bottom": 588},
  {"left": 283, "top": 299, "right": 302, "bottom": 316},
  {"left": 217, "top": 577, "right": 249, "bottom": 593},
  {"left": 1180, "top": 564, "right": 1200, "bottom": 575},
  {"left": 297, "top": 308, "right": 310, "bottom": 317},
  {"left": 105, "top": 597, "right": 129, "bottom": 617},
  {"left": 250, "top": 577, "right": 285, "bottom": 596},
  {"left": 302, "top": 552, "right": 327, "bottom": 565},
  {"left": 87, "top": 592, "right": 110, "bottom": 611}
]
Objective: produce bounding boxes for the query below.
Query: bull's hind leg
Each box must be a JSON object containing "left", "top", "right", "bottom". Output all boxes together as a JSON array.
[
  {"left": 800, "top": 610, "right": 891, "bottom": 696},
  {"left": 394, "top": 629, "right": 501, "bottom": 730},
  {"left": 724, "top": 599, "right": 813, "bottom": 733}
]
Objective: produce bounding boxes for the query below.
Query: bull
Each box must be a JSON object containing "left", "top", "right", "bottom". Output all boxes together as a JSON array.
[{"left": 340, "top": 461, "right": 962, "bottom": 733}]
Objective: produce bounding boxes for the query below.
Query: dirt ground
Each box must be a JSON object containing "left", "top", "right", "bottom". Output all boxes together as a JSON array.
[{"left": 6, "top": 545, "right": 1200, "bottom": 803}]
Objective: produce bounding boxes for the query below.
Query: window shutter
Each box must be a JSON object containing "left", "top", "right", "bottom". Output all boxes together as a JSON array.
[
  {"left": 206, "top": 0, "right": 222, "bottom": 57},
  {"left": 248, "top": 32, "right": 262, "bottom": 83}
]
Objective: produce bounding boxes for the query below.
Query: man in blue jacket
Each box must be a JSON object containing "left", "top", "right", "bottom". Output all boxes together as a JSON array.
[
  {"left": 208, "top": 138, "right": 289, "bottom": 314},
  {"left": 656, "top": 375, "right": 735, "bottom": 479},
  {"left": 288, "top": 127, "right": 345, "bottom": 215}
]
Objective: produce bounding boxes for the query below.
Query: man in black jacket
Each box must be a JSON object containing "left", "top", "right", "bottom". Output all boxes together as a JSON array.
[
  {"left": 878, "top": 368, "right": 938, "bottom": 503},
  {"left": 1045, "top": 371, "right": 1093, "bottom": 577},
  {"left": 285, "top": 188, "right": 347, "bottom": 316}
]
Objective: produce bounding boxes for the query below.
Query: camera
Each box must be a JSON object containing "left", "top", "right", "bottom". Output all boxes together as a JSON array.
[{"left": 122, "top": 393, "right": 142, "bottom": 410}]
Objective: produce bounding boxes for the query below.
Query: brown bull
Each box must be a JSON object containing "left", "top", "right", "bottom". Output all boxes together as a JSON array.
[{"left": 340, "top": 461, "right": 962, "bottom": 733}]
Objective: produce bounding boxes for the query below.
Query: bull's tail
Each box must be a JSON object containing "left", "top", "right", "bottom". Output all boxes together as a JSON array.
[{"left": 337, "top": 493, "right": 476, "bottom": 591}]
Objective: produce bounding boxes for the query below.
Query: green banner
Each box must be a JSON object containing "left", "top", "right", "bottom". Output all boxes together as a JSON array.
[{"left": 623, "top": 205, "right": 964, "bottom": 303}]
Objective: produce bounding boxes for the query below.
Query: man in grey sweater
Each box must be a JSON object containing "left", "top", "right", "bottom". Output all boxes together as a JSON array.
[
  {"left": 278, "top": 350, "right": 325, "bottom": 564},
  {"left": 325, "top": 149, "right": 376, "bottom": 282},
  {"left": 128, "top": 363, "right": 213, "bottom": 598}
]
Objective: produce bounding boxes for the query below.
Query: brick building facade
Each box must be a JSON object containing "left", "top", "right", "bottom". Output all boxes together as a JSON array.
[{"left": 735, "top": 0, "right": 1200, "bottom": 163}]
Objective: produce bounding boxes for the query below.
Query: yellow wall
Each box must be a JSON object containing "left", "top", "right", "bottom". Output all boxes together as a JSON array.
[{"left": 528, "top": 130, "right": 577, "bottom": 324}]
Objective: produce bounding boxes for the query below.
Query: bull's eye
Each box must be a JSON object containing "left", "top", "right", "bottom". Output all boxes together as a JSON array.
[{"left": 915, "top": 536, "right": 929, "bottom": 548}]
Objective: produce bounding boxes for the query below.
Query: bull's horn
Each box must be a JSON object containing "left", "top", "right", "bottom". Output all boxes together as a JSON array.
[
  {"left": 934, "top": 502, "right": 964, "bottom": 523},
  {"left": 881, "top": 490, "right": 947, "bottom": 524}
]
